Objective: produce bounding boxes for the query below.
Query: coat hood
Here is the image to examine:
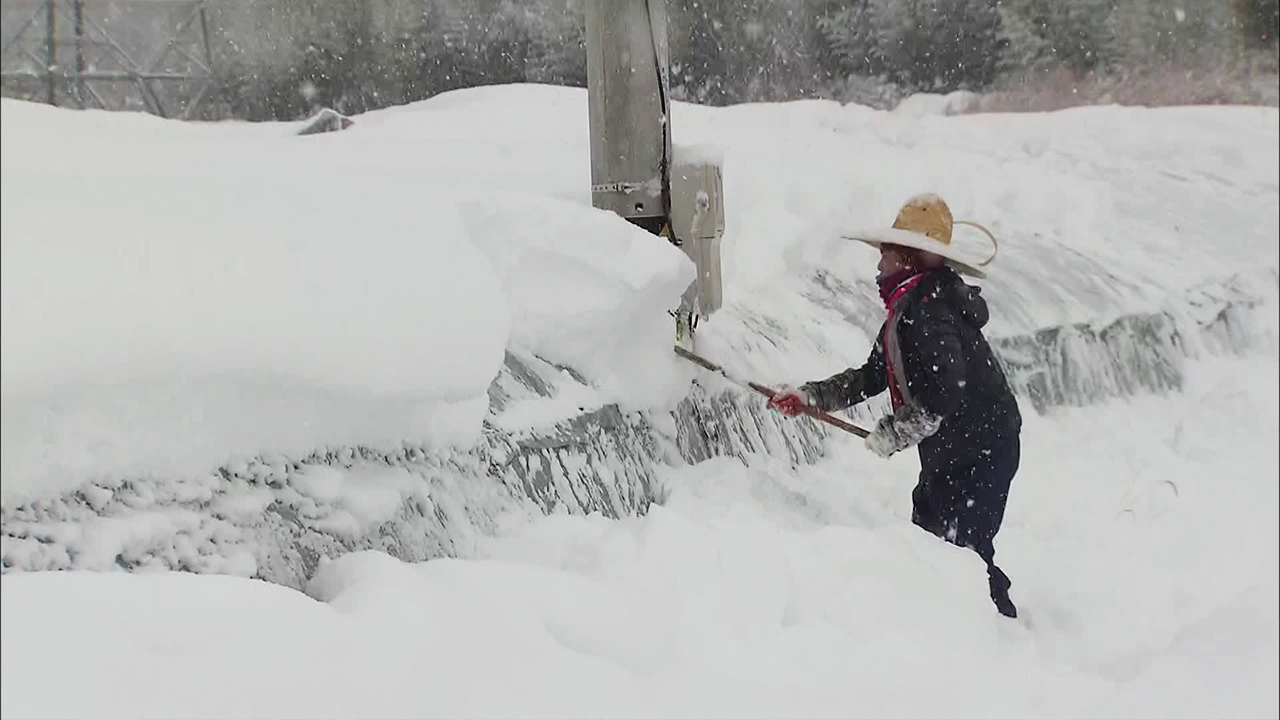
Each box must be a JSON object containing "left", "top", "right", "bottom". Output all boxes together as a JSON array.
[{"left": 928, "top": 266, "right": 989, "bottom": 329}]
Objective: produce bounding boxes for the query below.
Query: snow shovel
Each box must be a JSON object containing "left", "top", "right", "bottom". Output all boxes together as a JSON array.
[{"left": 673, "top": 345, "right": 870, "bottom": 438}]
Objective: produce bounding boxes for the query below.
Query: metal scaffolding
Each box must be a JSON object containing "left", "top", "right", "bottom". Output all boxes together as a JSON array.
[{"left": 0, "top": 0, "right": 214, "bottom": 118}]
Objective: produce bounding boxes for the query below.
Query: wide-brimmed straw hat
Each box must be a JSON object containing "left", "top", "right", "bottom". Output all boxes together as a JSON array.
[{"left": 842, "top": 194, "right": 998, "bottom": 278}]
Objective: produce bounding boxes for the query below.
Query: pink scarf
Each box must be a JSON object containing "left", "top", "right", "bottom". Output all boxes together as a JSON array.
[{"left": 879, "top": 270, "right": 927, "bottom": 410}]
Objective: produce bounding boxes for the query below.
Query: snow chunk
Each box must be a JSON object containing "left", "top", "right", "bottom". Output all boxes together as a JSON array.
[
  {"left": 459, "top": 194, "right": 695, "bottom": 412},
  {"left": 337, "top": 467, "right": 417, "bottom": 527},
  {"left": 892, "top": 91, "right": 981, "bottom": 117},
  {"left": 292, "top": 466, "right": 346, "bottom": 504}
]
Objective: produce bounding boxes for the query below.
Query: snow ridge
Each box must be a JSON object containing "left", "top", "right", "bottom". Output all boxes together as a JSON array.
[{"left": 0, "top": 350, "right": 830, "bottom": 587}]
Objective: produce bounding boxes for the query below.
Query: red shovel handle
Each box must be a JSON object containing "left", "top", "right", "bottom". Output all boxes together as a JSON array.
[
  {"left": 749, "top": 382, "right": 870, "bottom": 438},
  {"left": 673, "top": 345, "right": 869, "bottom": 438}
]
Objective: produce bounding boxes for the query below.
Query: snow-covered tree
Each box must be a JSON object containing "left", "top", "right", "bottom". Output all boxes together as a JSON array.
[
  {"left": 669, "top": 0, "right": 826, "bottom": 104},
  {"left": 997, "top": 0, "right": 1118, "bottom": 74},
  {"left": 818, "top": 0, "right": 1004, "bottom": 93}
]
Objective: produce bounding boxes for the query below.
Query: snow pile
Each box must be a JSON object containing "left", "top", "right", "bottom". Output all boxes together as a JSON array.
[
  {"left": 459, "top": 194, "right": 694, "bottom": 411},
  {"left": 892, "top": 90, "right": 982, "bottom": 116},
  {"left": 0, "top": 170, "right": 502, "bottom": 398},
  {"left": 0, "top": 98, "right": 694, "bottom": 504},
  {"left": 689, "top": 101, "right": 1278, "bottom": 338}
]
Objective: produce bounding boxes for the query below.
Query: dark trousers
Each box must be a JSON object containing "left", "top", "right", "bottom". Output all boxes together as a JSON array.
[{"left": 911, "top": 435, "right": 1020, "bottom": 614}]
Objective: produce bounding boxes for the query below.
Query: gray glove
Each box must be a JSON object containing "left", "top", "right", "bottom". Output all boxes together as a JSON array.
[{"left": 865, "top": 403, "right": 943, "bottom": 458}]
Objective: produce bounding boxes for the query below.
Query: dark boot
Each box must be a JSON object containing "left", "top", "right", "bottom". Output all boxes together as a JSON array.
[{"left": 987, "top": 564, "right": 1017, "bottom": 618}]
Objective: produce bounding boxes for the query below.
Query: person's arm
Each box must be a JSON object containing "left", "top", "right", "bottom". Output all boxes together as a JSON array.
[{"left": 799, "top": 324, "right": 888, "bottom": 413}]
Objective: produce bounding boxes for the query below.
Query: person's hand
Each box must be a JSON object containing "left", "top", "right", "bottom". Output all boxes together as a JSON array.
[
  {"left": 865, "top": 415, "right": 902, "bottom": 458},
  {"left": 865, "top": 404, "right": 942, "bottom": 459},
  {"left": 767, "top": 385, "right": 812, "bottom": 417}
]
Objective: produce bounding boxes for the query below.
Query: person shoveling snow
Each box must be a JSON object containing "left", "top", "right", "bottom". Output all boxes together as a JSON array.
[{"left": 768, "top": 194, "right": 1023, "bottom": 618}]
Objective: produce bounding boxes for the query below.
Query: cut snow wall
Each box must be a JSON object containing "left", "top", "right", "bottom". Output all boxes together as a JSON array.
[
  {"left": 1, "top": 275, "right": 1271, "bottom": 588},
  {"left": 0, "top": 350, "right": 828, "bottom": 589},
  {"left": 995, "top": 275, "right": 1271, "bottom": 412},
  {"left": 808, "top": 270, "right": 1275, "bottom": 413}
]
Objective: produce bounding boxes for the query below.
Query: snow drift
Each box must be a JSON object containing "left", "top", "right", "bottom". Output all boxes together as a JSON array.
[
  {"left": 1, "top": 85, "right": 1277, "bottom": 719},
  {"left": 0, "top": 96, "right": 695, "bottom": 504}
]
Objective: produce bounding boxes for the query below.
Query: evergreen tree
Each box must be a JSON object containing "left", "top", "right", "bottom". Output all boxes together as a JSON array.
[
  {"left": 1237, "top": 0, "right": 1279, "bottom": 46},
  {"left": 669, "top": 0, "right": 824, "bottom": 104},
  {"left": 997, "top": 0, "right": 1118, "bottom": 75},
  {"left": 818, "top": 0, "right": 1005, "bottom": 93}
]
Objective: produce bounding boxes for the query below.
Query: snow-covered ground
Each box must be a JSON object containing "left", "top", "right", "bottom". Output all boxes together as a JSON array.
[
  {"left": 2, "top": 85, "right": 1277, "bottom": 718},
  {"left": 2, "top": 351, "right": 1276, "bottom": 719}
]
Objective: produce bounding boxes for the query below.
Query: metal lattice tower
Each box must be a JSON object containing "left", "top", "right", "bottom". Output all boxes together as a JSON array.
[{"left": 1, "top": 0, "right": 214, "bottom": 119}]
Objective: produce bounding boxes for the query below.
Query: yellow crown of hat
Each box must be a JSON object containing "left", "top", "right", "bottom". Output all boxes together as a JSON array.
[
  {"left": 890, "top": 193, "right": 998, "bottom": 273},
  {"left": 893, "top": 194, "right": 955, "bottom": 246}
]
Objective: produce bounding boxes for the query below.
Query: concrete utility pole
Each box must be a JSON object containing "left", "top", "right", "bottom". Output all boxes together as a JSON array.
[
  {"left": 584, "top": 0, "right": 672, "bottom": 236},
  {"left": 585, "top": 0, "right": 724, "bottom": 331}
]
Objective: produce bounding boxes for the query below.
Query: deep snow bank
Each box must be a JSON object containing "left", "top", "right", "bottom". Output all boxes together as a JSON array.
[
  {"left": 0, "top": 97, "right": 694, "bottom": 505},
  {"left": 0, "top": 348, "right": 827, "bottom": 587},
  {"left": 2, "top": 349, "right": 1276, "bottom": 719},
  {"left": 1, "top": 87, "right": 1277, "bottom": 589}
]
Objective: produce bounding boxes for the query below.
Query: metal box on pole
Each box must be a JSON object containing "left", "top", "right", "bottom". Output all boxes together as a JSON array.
[{"left": 671, "top": 151, "right": 725, "bottom": 316}]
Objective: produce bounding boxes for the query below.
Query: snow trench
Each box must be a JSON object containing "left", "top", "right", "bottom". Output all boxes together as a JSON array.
[
  {"left": 0, "top": 274, "right": 1269, "bottom": 589},
  {"left": 0, "top": 348, "right": 826, "bottom": 589}
]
